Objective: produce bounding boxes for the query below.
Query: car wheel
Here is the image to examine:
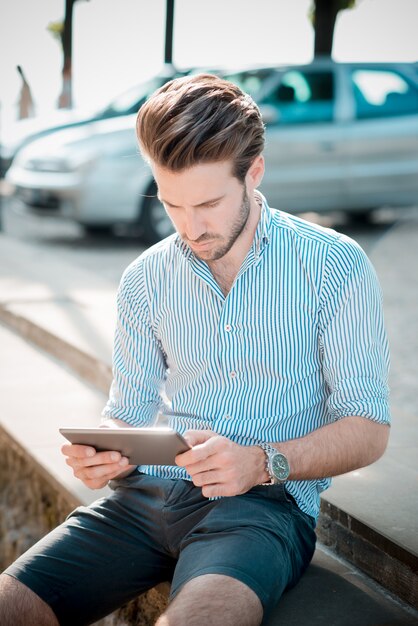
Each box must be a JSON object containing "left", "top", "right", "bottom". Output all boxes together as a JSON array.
[
  {"left": 82, "top": 224, "right": 114, "bottom": 237},
  {"left": 139, "top": 182, "right": 174, "bottom": 243},
  {"left": 348, "top": 209, "right": 374, "bottom": 225}
]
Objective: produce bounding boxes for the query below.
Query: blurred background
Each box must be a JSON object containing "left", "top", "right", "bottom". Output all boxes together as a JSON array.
[
  {"left": 1, "top": 0, "right": 418, "bottom": 246},
  {"left": 1, "top": 0, "right": 418, "bottom": 125},
  {"left": 0, "top": 0, "right": 417, "bottom": 234}
]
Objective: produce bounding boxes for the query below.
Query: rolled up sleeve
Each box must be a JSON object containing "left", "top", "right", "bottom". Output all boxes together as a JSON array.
[{"left": 318, "top": 237, "right": 390, "bottom": 425}]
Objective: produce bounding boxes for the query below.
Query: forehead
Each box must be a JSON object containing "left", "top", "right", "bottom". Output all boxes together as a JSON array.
[{"left": 152, "top": 160, "right": 238, "bottom": 206}]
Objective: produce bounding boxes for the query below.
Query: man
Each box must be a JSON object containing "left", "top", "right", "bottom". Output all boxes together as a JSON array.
[{"left": 0, "top": 74, "right": 390, "bottom": 626}]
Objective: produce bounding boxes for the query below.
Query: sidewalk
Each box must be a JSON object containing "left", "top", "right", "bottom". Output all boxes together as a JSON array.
[{"left": 0, "top": 214, "right": 417, "bottom": 608}]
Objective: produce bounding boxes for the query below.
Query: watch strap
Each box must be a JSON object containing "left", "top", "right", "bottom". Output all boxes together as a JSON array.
[{"left": 258, "top": 442, "right": 278, "bottom": 485}]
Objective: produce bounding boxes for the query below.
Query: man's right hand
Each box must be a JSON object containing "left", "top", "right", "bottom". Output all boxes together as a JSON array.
[{"left": 61, "top": 444, "right": 134, "bottom": 489}]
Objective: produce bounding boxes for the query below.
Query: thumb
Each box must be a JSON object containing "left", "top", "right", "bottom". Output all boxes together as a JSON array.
[{"left": 183, "top": 429, "right": 217, "bottom": 447}]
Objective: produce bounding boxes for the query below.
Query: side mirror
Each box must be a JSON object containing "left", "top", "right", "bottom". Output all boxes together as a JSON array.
[{"left": 259, "top": 104, "right": 280, "bottom": 125}]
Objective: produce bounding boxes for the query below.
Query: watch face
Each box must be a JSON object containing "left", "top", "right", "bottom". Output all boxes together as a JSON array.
[{"left": 271, "top": 453, "right": 290, "bottom": 481}]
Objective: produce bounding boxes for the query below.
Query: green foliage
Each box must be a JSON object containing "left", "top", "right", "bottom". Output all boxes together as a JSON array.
[
  {"left": 47, "top": 20, "right": 64, "bottom": 44},
  {"left": 309, "top": 0, "right": 357, "bottom": 26}
]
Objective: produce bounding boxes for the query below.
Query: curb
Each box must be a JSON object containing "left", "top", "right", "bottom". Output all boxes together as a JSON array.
[
  {"left": 0, "top": 304, "right": 112, "bottom": 394},
  {"left": 317, "top": 500, "right": 418, "bottom": 609}
]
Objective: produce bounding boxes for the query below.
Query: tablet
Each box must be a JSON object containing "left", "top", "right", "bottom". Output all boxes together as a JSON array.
[{"left": 59, "top": 426, "right": 191, "bottom": 466}]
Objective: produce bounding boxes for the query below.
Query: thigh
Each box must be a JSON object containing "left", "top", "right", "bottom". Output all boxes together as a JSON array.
[
  {"left": 171, "top": 484, "right": 316, "bottom": 621},
  {"left": 4, "top": 474, "right": 176, "bottom": 626},
  {"left": 158, "top": 573, "right": 263, "bottom": 626}
]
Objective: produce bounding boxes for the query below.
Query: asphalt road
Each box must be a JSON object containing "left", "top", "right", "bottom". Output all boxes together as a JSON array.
[{"left": 2, "top": 196, "right": 416, "bottom": 287}]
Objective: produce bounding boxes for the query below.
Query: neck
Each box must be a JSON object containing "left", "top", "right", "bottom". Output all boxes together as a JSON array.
[{"left": 207, "top": 191, "right": 262, "bottom": 294}]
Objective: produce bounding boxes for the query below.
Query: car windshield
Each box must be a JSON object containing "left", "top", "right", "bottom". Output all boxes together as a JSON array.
[{"left": 97, "top": 77, "right": 164, "bottom": 116}]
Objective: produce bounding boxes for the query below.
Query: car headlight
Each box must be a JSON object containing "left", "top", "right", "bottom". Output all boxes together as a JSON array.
[
  {"left": 23, "top": 157, "right": 71, "bottom": 172},
  {"left": 22, "top": 152, "right": 96, "bottom": 173}
]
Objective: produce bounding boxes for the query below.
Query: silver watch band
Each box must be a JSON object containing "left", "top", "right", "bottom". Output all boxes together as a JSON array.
[{"left": 258, "top": 442, "right": 277, "bottom": 485}]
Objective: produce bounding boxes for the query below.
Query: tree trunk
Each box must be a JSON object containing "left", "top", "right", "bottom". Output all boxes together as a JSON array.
[
  {"left": 164, "top": 0, "right": 175, "bottom": 65},
  {"left": 58, "top": 0, "right": 74, "bottom": 108},
  {"left": 313, "top": 0, "right": 340, "bottom": 57}
]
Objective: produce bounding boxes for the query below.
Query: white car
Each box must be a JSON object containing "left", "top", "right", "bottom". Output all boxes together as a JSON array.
[
  {"left": 0, "top": 65, "right": 189, "bottom": 178},
  {"left": 7, "top": 60, "right": 418, "bottom": 242}
]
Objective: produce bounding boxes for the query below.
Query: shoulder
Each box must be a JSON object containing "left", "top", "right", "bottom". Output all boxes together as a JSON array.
[
  {"left": 269, "top": 208, "right": 345, "bottom": 248},
  {"left": 120, "top": 233, "right": 185, "bottom": 292},
  {"left": 269, "top": 208, "right": 367, "bottom": 265}
]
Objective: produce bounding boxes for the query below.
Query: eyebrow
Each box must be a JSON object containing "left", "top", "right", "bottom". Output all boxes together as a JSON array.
[{"left": 158, "top": 194, "right": 225, "bottom": 208}]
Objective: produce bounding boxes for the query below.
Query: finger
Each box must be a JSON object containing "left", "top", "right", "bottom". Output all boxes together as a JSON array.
[
  {"left": 73, "top": 458, "right": 129, "bottom": 482},
  {"left": 182, "top": 429, "right": 217, "bottom": 447},
  {"left": 175, "top": 443, "right": 214, "bottom": 467},
  {"left": 191, "top": 469, "right": 223, "bottom": 487},
  {"left": 65, "top": 452, "right": 129, "bottom": 470},
  {"left": 64, "top": 447, "right": 129, "bottom": 469},
  {"left": 79, "top": 450, "right": 125, "bottom": 468},
  {"left": 202, "top": 483, "right": 241, "bottom": 498},
  {"left": 61, "top": 443, "right": 96, "bottom": 459},
  {"left": 176, "top": 433, "right": 223, "bottom": 467}
]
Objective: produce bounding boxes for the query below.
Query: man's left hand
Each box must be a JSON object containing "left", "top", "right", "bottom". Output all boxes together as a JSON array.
[{"left": 175, "top": 430, "right": 267, "bottom": 497}]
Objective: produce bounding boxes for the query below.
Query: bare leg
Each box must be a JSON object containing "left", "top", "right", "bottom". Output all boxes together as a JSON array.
[
  {"left": 0, "top": 574, "right": 59, "bottom": 626},
  {"left": 155, "top": 573, "right": 263, "bottom": 626}
]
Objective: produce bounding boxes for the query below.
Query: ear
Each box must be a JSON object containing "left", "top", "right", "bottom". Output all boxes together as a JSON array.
[{"left": 246, "top": 154, "right": 265, "bottom": 189}]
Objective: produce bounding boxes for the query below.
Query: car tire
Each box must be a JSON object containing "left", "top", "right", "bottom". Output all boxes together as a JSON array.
[
  {"left": 349, "top": 209, "right": 374, "bottom": 225},
  {"left": 139, "top": 181, "right": 174, "bottom": 243},
  {"left": 82, "top": 224, "right": 114, "bottom": 237}
]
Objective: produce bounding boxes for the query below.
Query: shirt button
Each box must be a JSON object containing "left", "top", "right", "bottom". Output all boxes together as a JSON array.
[
  {"left": 225, "top": 324, "right": 232, "bottom": 332},
  {"left": 225, "top": 415, "right": 232, "bottom": 420},
  {"left": 230, "top": 371, "right": 237, "bottom": 379}
]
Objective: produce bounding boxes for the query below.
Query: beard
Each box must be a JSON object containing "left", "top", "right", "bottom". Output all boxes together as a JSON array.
[{"left": 184, "top": 186, "right": 251, "bottom": 262}]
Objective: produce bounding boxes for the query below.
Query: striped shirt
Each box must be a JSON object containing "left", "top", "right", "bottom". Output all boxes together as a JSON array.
[{"left": 102, "top": 195, "right": 390, "bottom": 520}]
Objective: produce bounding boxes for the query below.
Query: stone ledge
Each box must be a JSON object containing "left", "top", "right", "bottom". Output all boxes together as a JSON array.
[
  {"left": 0, "top": 424, "right": 168, "bottom": 626},
  {"left": 317, "top": 499, "right": 418, "bottom": 610}
]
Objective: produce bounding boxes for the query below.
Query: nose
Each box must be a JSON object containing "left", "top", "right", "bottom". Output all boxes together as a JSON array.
[{"left": 184, "top": 209, "right": 206, "bottom": 241}]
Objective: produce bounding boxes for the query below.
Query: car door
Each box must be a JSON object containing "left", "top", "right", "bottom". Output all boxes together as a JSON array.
[
  {"left": 257, "top": 65, "right": 347, "bottom": 213},
  {"left": 343, "top": 64, "right": 418, "bottom": 210}
]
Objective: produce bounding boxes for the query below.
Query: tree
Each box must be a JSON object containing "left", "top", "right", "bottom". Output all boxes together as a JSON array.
[
  {"left": 48, "top": 0, "right": 89, "bottom": 109},
  {"left": 311, "top": 0, "right": 357, "bottom": 57},
  {"left": 165, "top": 0, "right": 175, "bottom": 65}
]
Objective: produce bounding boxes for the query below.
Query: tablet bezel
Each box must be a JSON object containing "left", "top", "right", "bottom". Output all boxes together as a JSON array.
[{"left": 59, "top": 426, "right": 191, "bottom": 466}]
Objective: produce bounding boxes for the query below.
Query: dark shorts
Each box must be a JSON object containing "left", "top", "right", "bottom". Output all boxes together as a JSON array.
[{"left": 4, "top": 473, "right": 316, "bottom": 625}]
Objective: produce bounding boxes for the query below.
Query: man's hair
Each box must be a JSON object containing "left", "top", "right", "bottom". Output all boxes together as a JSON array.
[{"left": 136, "top": 73, "right": 265, "bottom": 182}]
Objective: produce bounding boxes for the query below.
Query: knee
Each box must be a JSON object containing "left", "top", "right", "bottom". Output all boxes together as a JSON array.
[
  {"left": 0, "top": 573, "right": 23, "bottom": 600},
  {"left": 0, "top": 574, "right": 59, "bottom": 626}
]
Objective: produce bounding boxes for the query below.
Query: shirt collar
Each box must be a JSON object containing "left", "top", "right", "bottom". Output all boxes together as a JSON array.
[{"left": 253, "top": 191, "right": 272, "bottom": 260}]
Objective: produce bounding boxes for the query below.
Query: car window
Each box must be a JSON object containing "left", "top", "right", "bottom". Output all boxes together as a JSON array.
[
  {"left": 351, "top": 69, "right": 418, "bottom": 119},
  {"left": 97, "top": 77, "right": 165, "bottom": 116},
  {"left": 261, "top": 70, "right": 335, "bottom": 124},
  {"left": 222, "top": 69, "right": 274, "bottom": 101}
]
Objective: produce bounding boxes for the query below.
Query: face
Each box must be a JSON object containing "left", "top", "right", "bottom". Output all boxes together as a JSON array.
[{"left": 153, "top": 158, "right": 264, "bottom": 263}]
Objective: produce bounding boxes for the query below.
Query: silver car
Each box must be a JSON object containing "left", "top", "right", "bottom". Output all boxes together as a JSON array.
[{"left": 6, "top": 60, "right": 418, "bottom": 242}]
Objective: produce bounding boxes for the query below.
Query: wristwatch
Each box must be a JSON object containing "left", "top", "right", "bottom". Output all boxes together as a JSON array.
[{"left": 258, "top": 443, "right": 290, "bottom": 484}]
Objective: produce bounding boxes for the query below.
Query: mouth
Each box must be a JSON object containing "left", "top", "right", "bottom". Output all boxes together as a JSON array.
[{"left": 188, "top": 239, "right": 215, "bottom": 252}]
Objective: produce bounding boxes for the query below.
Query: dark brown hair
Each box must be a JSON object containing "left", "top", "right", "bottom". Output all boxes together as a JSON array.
[{"left": 136, "top": 73, "right": 265, "bottom": 182}]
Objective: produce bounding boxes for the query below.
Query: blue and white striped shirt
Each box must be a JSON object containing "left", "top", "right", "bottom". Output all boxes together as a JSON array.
[{"left": 103, "top": 196, "right": 390, "bottom": 520}]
